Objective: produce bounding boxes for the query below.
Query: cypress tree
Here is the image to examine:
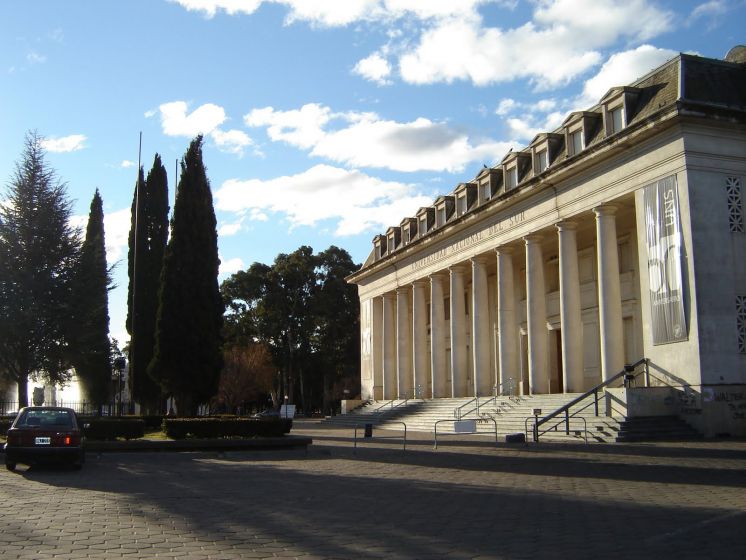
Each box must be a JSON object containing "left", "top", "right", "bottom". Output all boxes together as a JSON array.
[
  {"left": 0, "top": 132, "right": 81, "bottom": 406},
  {"left": 126, "top": 155, "right": 169, "bottom": 411},
  {"left": 149, "top": 137, "right": 223, "bottom": 415},
  {"left": 70, "top": 189, "right": 111, "bottom": 406}
]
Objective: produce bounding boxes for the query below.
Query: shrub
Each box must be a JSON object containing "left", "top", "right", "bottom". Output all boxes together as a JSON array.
[
  {"left": 80, "top": 417, "right": 146, "bottom": 441},
  {"left": 163, "top": 417, "right": 291, "bottom": 439}
]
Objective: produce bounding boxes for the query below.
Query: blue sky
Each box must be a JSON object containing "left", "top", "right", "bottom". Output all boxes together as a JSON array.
[{"left": 1, "top": 0, "right": 744, "bottom": 345}]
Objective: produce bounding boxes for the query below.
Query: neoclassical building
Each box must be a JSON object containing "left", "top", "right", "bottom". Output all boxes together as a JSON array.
[{"left": 347, "top": 48, "right": 746, "bottom": 437}]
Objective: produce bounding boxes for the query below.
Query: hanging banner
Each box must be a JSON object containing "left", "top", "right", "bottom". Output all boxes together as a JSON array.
[{"left": 643, "top": 175, "right": 687, "bottom": 344}]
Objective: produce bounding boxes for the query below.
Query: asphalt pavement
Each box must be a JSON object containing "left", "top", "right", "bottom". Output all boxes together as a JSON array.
[{"left": 1, "top": 419, "right": 745, "bottom": 559}]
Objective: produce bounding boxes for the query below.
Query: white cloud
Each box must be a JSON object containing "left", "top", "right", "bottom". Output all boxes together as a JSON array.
[
  {"left": 353, "top": 53, "right": 392, "bottom": 85},
  {"left": 577, "top": 45, "right": 678, "bottom": 107},
  {"left": 245, "top": 103, "right": 330, "bottom": 149},
  {"left": 120, "top": 160, "right": 135, "bottom": 169},
  {"left": 215, "top": 164, "right": 433, "bottom": 235},
  {"left": 170, "top": 0, "right": 488, "bottom": 25},
  {"left": 41, "top": 135, "right": 87, "bottom": 153},
  {"left": 218, "top": 221, "right": 243, "bottom": 236},
  {"left": 210, "top": 128, "right": 254, "bottom": 155},
  {"left": 169, "top": 0, "right": 263, "bottom": 18},
  {"left": 219, "top": 256, "right": 245, "bottom": 276},
  {"left": 687, "top": 0, "right": 729, "bottom": 28},
  {"left": 27, "top": 51, "right": 47, "bottom": 64},
  {"left": 246, "top": 103, "right": 510, "bottom": 173},
  {"left": 158, "top": 101, "right": 226, "bottom": 137}
]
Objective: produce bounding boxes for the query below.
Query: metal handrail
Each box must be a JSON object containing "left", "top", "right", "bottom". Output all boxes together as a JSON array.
[
  {"left": 453, "top": 397, "right": 478, "bottom": 420},
  {"left": 372, "top": 398, "right": 409, "bottom": 414},
  {"left": 353, "top": 421, "right": 407, "bottom": 454},
  {"left": 533, "top": 358, "right": 649, "bottom": 441},
  {"left": 525, "top": 415, "right": 588, "bottom": 444}
]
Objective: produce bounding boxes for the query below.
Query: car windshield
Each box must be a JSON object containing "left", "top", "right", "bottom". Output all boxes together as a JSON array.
[{"left": 17, "top": 410, "right": 73, "bottom": 428}]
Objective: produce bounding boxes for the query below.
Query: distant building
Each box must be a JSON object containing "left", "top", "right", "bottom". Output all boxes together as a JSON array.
[{"left": 347, "top": 47, "right": 746, "bottom": 437}]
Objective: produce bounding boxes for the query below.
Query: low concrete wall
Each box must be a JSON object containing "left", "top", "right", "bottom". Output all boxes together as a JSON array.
[{"left": 341, "top": 400, "right": 364, "bottom": 415}]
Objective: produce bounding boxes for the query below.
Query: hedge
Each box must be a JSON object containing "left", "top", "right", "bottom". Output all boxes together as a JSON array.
[
  {"left": 164, "top": 417, "right": 292, "bottom": 439},
  {"left": 80, "top": 417, "right": 146, "bottom": 441}
]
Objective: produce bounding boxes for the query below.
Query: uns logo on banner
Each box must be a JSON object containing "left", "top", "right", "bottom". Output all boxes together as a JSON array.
[{"left": 647, "top": 233, "right": 683, "bottom": 300}]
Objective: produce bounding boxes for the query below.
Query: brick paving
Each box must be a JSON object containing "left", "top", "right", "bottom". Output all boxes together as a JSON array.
[{"left": 1, "top": 419, "right": 745, "bottom": 559}]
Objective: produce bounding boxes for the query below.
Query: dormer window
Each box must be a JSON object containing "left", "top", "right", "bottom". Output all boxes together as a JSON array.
[
  {"left": 373, "top": 235, "right": 387, "bottom": 260},
  {"left": 476, "top": 168, "right": 500, "bottom": 205},
  {"left": 434, "top": 196, "right": 455, "bottom": 228},
  {"left": 400, "top": 217, "right": 417, "bottom": 246},
  {"left": 415, "top": 207, "right": 435, "bottom": 237},
  {"left": 453, "top": 182, "right": 476, "bottom": 217},
  {"left": 536, "top": 149, "right": 548, "bottom": 173},
  {"left": 600, "top": 86, "right": 639, "bottom": 137},
  {"left": 569, "top": 129, "right": 583, "bottom": 155},
  {"left": 529, "top": 133, "right": 562, "bottom": 177},
  {"left": 480, "top": 181, "right": 491, "bottom": 202},
  {"left": 609, "top": 105, "right": 624, "bottom": 134},
  {"left": 505, "top": 166, "right": 518, "bottom": 190},
  {"left": 563, "top": 111, "right": 601, "bottom": 157},
  {"left": 386, "top": 226, "right": 401, "bottom": 253},
  {"left": 456, "top": 194, "right": 467, "bottom": 216},
  {"left": 419, "top": 214, "right": 428, "bottom": 235}
]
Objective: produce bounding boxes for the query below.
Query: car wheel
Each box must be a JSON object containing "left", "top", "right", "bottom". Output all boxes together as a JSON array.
[{"left": 5, "top": 462, "right": 16, "bottom": 472}]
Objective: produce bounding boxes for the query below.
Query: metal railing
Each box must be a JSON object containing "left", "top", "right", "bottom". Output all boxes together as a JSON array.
[
  {"left": 0, "top": 400, "right": 136, "bottom": 416},
  {"left": 353, "top": 421, "right": 407, "bottom": 454},
  {"left": 530, "top": 358, "right": 649, "bottom": 442},
  {"left": 433, "top": 417, "right": 498, "bottom": 449}
]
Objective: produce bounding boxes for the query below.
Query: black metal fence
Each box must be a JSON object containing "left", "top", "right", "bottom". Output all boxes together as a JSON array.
[{"left": 0, "top": 401, "right": 137, "bottom": 416}]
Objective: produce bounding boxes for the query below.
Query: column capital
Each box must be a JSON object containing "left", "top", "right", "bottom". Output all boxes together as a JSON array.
[
  {"left": 396, "top": 286, "right": 410, "bottom": 296},
  {"left": 593, "top": 204, "right": 618, "bottom": 218},
  {"left": 495, "top": 246, "right": 514, "bottom": 256},
  {"left": 524, "top": 234, "right": 543, "bottom": 245},
  {"left": 411, "top": 279, "right": 429, "bottom": 288},
  {"left": 470, "top": 255, "right": 490, "bottom": 267},
  {"left": 429, "top": 271, "right": 449, "bottom": 282},
  {"left": 448, "top": 263, "right": 468, "bottom": 275},
  {"left": 556, "top": 220, "right": 578, "bottom": 232},
  {"left": 382, "top": 291, "right": 397, "bottom": 301}
]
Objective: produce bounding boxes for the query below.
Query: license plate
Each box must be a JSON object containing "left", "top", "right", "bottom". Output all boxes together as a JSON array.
[{"left": 34, "top": 437, "right": 51, "bottom": 445}]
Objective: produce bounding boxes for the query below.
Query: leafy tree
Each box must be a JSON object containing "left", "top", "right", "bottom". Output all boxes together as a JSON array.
[
  {"left": 126, "top": 155, "right": 169, "bottom": 411},
  {"left": 70, "top": 189, "right": 112, "bottom": 405},
  {"left": 312, "top": 246, "right": 360, "bottom": 413},
  {"left": 214, "top": 343, "right": 276, "bottom": 413},
  {"left": 149, "top": 136, "right": 223, "bottom": 415},
  {"left": 221, "top": 245, "right": 360, "bottom": 414},
  {"left": 0, "top": 132, "right": 81, "bottom": 406}
]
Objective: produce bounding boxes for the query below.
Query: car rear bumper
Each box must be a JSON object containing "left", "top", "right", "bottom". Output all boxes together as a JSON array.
[{"left": 4, "top": 444, "right": 85, "bottom": 465}]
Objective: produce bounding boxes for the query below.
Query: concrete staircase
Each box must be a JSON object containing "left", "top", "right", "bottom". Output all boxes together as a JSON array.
[
  {"left": 325, "top": 394, "right": 704, "bottom": 443},
  {"left": 324, "top": 394, "right": 623, "bottom": 443},
  {"left": 615, "top": 415, "right": 703, "bottom": 442}
]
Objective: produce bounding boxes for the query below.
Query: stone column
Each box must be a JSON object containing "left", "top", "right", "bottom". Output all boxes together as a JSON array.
[
  {"left": 450, "top": 265, "right": 469, "bottom": 397},
  {"left": 496, "top": 248, "right": 519, "bottom": 395},
  {"left": 372, "top": 296, "right": 383, "bottom": 400},
  {"left": 396, "top": 287, "right": 412, "bottom": 399},
  {"left": 471, "top": 257, "right": 491, "bottom": 396},
  {"left": 430, "top": 273, "right": 448, "bottom": 398},
  {"left": 594, "top": 205, "right": 625, "bottom": 381},
  {"left": 557, "top": 221, "right": 584, "bottom": 392},
  {"left": 412, "top": 280, "right": 429, "bottom": 398},
  {"left": 381, "top": 292, "right": 397, "bottom": 399},
  {"left": 525, "top": 235, "right": 549, "bottom": 394}
]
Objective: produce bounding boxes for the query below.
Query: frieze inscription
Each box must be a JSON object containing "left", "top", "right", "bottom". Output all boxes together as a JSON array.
[{"left": 411, "top": 211, "right": 526, "bottom": 271}]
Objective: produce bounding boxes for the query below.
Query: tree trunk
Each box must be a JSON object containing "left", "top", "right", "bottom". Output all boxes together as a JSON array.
[{"left": 17, "top": 375, "right": 29, "bottom": 408}]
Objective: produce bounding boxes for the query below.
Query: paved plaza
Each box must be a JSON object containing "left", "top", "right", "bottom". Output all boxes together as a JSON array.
[{"left": 1, "top": 420, "right": 745, "bottom": 559}]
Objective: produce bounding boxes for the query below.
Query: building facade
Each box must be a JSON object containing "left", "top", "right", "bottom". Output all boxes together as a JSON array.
[{"left": 347, "top": 49, "right": 746, "bottom": 437}]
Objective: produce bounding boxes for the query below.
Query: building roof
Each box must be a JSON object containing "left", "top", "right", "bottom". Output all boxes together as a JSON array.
[{"left": 350, "top": 49, "right": 746, "bottom": 281}]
